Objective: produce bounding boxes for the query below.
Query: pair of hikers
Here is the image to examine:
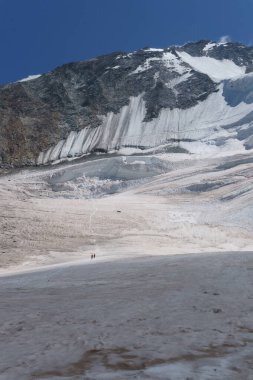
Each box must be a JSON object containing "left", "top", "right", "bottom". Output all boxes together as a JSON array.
[{"left": 91, "top": 253, "right": 96, "bottom": 259}]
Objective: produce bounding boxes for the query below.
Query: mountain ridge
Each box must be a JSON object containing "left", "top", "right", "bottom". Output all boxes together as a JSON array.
[{"left": 1, "top": 39, "right": 253, "bottom": 169}]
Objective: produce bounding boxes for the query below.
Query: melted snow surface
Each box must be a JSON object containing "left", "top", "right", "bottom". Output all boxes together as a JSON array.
[
  {"left": 1, "top": 145, "right": 253, "bottom": 379},
  {"left": 1, "top": 251, "right": 253, "bottom": 379}
]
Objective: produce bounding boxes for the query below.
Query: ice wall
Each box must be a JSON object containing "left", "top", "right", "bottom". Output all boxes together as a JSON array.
[{"left": 37, "top": 86, "right": 253, "bottom": 165}]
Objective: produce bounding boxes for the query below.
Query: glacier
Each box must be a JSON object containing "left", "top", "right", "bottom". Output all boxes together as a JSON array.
[
  {"left": 36, "top": 41, "right": 253, "bottom": 166},
  {"left": 38, "top": 80, "right": 253, "bottom": 165}
]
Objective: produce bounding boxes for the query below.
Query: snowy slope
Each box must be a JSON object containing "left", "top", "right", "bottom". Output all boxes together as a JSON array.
[{"left": 176, "top": 51, "right": 246, "bottom": 82}]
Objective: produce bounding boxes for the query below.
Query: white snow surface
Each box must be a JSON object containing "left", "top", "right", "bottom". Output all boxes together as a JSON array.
[
  {"left": 130, "top": 51, "right": 188, "bottom": 76},
  {"left": 177, "top": 51, "right": 246, "bottom": 82},
  {"left": 161, "top": 51, "right": 188, "bottom": 74},
  {"left": 18, "top": 74, "right": 41, "bottom": 82},
  {"left": 144, "top": 48, "right": 164, "bottom": 52},
  {"left": 203, "top": 42, "right": 216, "bottom": 52}
]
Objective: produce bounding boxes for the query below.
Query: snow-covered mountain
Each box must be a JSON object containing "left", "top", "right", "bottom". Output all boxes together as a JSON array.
[{"left": 1, "top": 39, "right": 253, "bottom": 168}]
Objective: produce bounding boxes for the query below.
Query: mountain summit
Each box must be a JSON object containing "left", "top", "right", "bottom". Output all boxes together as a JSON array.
[{"left": 1, "top": 40, "right": 253, "bottom": 168}]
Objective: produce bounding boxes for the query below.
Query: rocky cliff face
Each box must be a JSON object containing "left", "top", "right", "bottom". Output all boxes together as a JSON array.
[{"left": 1, "top": 40, "right": 253, "bottom": 168}]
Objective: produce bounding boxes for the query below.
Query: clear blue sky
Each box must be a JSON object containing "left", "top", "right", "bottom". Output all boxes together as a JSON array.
[{"left": 0, "top": 0, "right": 253, "bottom": 84}]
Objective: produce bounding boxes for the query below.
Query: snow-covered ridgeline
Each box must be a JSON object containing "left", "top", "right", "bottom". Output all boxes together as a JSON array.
[
  {"left": 37, "top": 86, "right": 253, "bottom": 165},
  {"left": 18, "top": 74, "right": 41, "bottom": 82}
]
